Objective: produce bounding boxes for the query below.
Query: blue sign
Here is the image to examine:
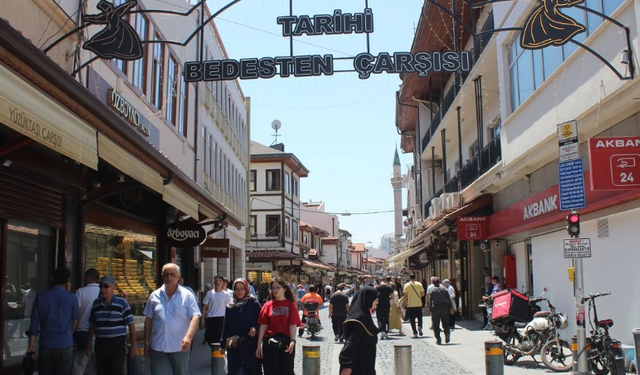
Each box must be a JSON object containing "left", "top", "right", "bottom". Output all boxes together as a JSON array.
[{"left": 558, "top": 158, "right": 586, "bottom": 210}]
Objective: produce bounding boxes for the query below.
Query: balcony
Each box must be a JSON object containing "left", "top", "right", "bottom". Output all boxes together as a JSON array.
[
  {"left": 424, "top": 136, "right": 501, "bottom": 214},
  {"left": 421, "top": 12, "right": 495, "bottom": 155}
]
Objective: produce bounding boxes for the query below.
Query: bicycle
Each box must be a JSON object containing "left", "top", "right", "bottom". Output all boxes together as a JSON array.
[{"left": 576, "top": 292, "right": 626, "bottom": 375}]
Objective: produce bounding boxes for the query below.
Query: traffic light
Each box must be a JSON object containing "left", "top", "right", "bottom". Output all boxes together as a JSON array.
[{"left": 566, "top": 211, "right": 580, "bottom": 237}]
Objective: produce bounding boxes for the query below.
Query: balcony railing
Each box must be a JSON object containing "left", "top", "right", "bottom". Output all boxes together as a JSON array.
[
  {"left": 423, "top": 136, "right": 501, "bottom": 215},
  {"left": 421, "top": 12, "right": 495, "bottom": 155}
]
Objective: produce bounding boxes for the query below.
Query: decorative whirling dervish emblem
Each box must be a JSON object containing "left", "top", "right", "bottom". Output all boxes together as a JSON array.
[
  {"left": 521, "top": 0, "right": 586, "bottom": 49},
  {"left": 83, "top": 0, "right": 143, "bottom": 60}
]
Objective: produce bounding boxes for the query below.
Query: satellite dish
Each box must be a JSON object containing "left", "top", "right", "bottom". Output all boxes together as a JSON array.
[{"left": 271, "top": 120, "right": 281, "bottom": 131}]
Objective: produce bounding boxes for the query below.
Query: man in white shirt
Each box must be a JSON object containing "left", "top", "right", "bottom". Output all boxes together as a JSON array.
[
  {"left": 200, "top": 275, "right": 231, "bottom": 345},
  {"left": 143, "top": 263, "right": 201, "bottom": 375},
  {"left": 72, "top": 269, "right": 100, "bottom": 375}
]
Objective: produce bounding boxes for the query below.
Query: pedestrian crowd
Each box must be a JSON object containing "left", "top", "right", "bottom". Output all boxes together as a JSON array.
[{"left": 23, "top": 266, "right": 486, "bottom": 375}]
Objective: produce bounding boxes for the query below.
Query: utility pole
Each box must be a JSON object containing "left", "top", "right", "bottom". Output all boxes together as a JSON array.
[{"left": 567, "top": 211, "right": 588, "bottom": 374}]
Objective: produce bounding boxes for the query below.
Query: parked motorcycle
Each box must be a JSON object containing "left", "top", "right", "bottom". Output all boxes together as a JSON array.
[
  {"left": 579, "top": 293, "right": 626, "bottom": 375},
  {"left": 492, "top": 289, "right": 573, "bottom": 372},
  {"left": 303, "top": 301, "right": 321, "bottom": 338}
]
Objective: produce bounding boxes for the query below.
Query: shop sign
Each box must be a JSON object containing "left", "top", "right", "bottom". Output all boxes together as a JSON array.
[
  {"left": 163, "top": 221, "right": 206, "bottom": 248},
  {"left": 200, "top": 238, "right": 230, "bottom": 258},
  {"left": 419, "top": 253, "right": 429, "bottom": 264},
  {"left": 457, "top": 216, "right": 489, "bottom": 240},
  {"left": 588, "top": 137, "right": 640, "bottom": 190},
  {"left": 107, "top": 89, "right": 150, "bottom": 136},
  {"left": 246, "top": 262, "right": 273, "bottom": 271}
]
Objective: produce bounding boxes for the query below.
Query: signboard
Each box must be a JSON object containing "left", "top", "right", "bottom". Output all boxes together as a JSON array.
[
  {"left": 588, "top": 137, "right": 640, "bottom": 190},
  {"left": 200, "top": 238, "right": 230, "bottom": 258},
  {"left": 163, "top": 221, "right": 207, "bottom": 248},
  {"left": 563, "top": 238, "right": 592, "bottom": 258},
  {"left": 457, "top": 216, "right": 489, "bottom": 240},
  {"left": 558, "top": 158, "right": 586, "bottom": 210},
  {"left": 246, "top": 262, "right": 273, "bottom": 271},
  {"left": 557, "top": 120, "right": 579, "bottom": 162}
]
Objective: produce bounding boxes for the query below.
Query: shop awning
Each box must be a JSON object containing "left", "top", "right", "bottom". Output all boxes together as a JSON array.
[
  {"left": 0, "top": 63, "right": 98, "bottom": 169},
  {"left": 163, "top": 183, "right": 199, "bottom": 218},
  {"left": 384, "top": 240, "right": 428, "bottom": 267},
  {"left": 302, "top": 259, "right": 336, "bottom": 272},
  {"left": 247, "top": 250, "right": 301, "bottom": 261}
]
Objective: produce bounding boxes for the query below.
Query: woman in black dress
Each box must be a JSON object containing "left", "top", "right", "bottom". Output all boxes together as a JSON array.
[{"left": 339, "top": 286, "right": 379, "bottom": 375}]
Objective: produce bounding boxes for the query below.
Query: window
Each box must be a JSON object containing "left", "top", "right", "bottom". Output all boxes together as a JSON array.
[
  {"left": 202, "top": 127, "right": 207, "bottom": 175},
  {"left": 179, "top": 76, "right": 188, "bottom": 136},
  {"left": 208, "top": 134, "right": 213, "bottom": 177},
  {"left": 293, "top": 220, "right": 299, "bottom": 241},
  {"left": 266, "top": 215, "right": 281, "bottom": 237},
  {"left": 285, "top": 216, "right": 290, "bottom": 238},
  {"left": 292, "top": 177, "right": 298, "bottom": 197},
  {"left": 284, "top": 172, "right": 290, "bottom": 195},
  {"left": 469, "top": 140, "right": 479, "bottom": 160},
  {"left": 213, "top": 141, "right": 218, "bottom": 183},
  {"left": 166, "top": 56, "right": 179, "bottom": 125},
  {"left": 266, "top": 169, "right": 281, "bottom": 191},
  {"left": 132, "top": 13, "right": 148, "bottom": 91},
  {"left": 509, "top": 0, "right": 625, "bottom": 111},
  {"left": 249, "top": 170, "right": 256, "bottom": 191},
  {"left": 151, "top": 33, "right": 163, "bottom": 109},
  {"left": 488, "top": 117, "right": 501, "bottom": 141},
  {"left": 250, "top": 215, "right": 257, "bottom": 237}
]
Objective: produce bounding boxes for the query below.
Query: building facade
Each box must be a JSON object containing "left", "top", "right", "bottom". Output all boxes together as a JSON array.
[{"left": 0, "top": 1, "right": 248, "bottom": 372}]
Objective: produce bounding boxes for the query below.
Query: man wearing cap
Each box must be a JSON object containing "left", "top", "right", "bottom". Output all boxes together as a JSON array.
[
  {"left": 85, "top": 275, "right": 136, "bottom": 375},
  {"left": 144, "top": 263, "right": 201, "bottom": 375}
]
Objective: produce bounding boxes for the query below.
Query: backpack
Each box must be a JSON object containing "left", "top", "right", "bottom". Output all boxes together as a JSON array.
[{"left": 429, "top": 286, "right": 450, "bottom": 309}]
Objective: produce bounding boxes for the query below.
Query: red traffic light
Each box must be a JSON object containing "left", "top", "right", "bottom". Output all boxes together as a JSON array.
[
  {"left": 566, "top": 211, "right": 580, "bottom": 237},
  {"left": 568, "top": 213, "right": 579, "bottom": 223}
]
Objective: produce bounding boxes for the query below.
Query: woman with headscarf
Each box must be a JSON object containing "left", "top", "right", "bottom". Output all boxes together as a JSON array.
[
  {"left": 339, "top": 286, "right": 379, "bottom": 375},
  {"left": 255, "top": 277, "right": 301, "bottom": 375},
  {"left": 220, "top": 278, "right": 262, "bottom": 375}
]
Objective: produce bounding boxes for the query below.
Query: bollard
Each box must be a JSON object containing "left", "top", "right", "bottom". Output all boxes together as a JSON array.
[
  {"left": 485, "top": 340, "right": 504, "bottom": 375},
  {"left": 210, "top": 343, "right": 225, "bottom": 375},
  {"left": 633, "top": 329, "right": 640, "bottom": 373},
  {"left": 394, "top": 345, "right": 412, "bottom": 375},
  {"left": 302, "top": 345, "right": 320, "bottom": 375},
  {"left": 571, "top": 336, "right": 578, "bottom": 374}
]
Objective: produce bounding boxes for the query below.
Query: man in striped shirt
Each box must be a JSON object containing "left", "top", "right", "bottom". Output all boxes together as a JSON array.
[{"left": 85, "top": 275, "right": 136, "bottom": 375}]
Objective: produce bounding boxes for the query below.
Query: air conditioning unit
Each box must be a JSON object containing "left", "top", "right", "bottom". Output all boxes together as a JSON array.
[
  {"left": 429, "top": 198, "right": 442, "bottom": 219},
  {"left": 446, "top": 192, "right": 461, "bottom": 211},
  {"left": 440, "top": 193, "right": 451, "bottom": 212}
]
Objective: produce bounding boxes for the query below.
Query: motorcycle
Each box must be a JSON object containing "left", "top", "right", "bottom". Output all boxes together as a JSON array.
[
  {"left": 303, "top": 301, "right": 321, "bottom": 338},
  {"left": 492, "top": 289, "right": 574, "bottom": 372}
]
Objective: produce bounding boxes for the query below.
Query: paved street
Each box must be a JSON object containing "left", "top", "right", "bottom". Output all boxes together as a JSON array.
[{"left": 187, "top": 301, "right": 571, "bottom": 375}]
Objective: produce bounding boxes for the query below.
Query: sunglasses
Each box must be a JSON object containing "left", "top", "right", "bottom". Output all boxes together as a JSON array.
[{"left": 99, "top": 284, "right": 113, "bottom": 289}]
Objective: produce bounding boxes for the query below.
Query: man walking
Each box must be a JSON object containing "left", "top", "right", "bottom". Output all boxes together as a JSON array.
[
  {"left": 200, "top": 275, "right": 231, "bottom": 345},
  {"left": 144, "top": 263, "right": 201, "bottom": 375},
  {"left": 72, "top": 268, "right": 100, "bottom": 375},
  {"left": 403, "top": 274, "right": 425, "bottom": 338},
  {"left": 375, "top": 277, "right": 394, "bottom": 339},
  {"left": 27, "top": 267, "right": 79, "bottom": 375},
  {"left": 85, "top": 275, "right": 136, "bottom": 375},
  {"left": 328, "top": 284, "right": 349, "bottom": 342},
  {"left": 427, "top": 277, "right": 455, "bottom": 345}
]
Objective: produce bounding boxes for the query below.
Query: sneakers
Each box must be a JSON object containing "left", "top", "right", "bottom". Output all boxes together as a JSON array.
[
  {"left": 334, "top": 335, "right": 339, "bottom": 342},
  {"left": 482, "top": 324, "right": 492, "bottom": 330},
  {"left": 418, "top": 327, "right": 423, "bottom": 336},
  {"left": 413, "top": 332, "right": 419, "bottom": 338}
]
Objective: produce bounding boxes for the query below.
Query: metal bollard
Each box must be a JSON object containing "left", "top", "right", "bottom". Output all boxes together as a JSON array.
[
  {"left": 485, "top": 340, "right": 504, "bottom": 375},
  {"left": 210, "top": 343, "right": 225, "bottom": 375},
  {"left": 394, "top": 345, "right": 412, "bottom": 375},
  {"left": 633, "top": 329, "right": 640, "bottom": 373},
  {"left": 302, "top": 345, "right": 320, "bottom": 375},
  {"left": 572, "top": 336, "right": 578, "bottom": 374}
]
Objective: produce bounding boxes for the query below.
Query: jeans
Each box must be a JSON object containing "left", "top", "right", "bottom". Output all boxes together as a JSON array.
[
  {"left": 95, "top": 339, "right": 126, "bottom": 375},
  {"left": 150, "top": 349, "right": 190, "bottom": 375},
  {"left": 406, "top": 307, "right": 423, "bottom": 334},
  {"left": 39, "top": 345, "right": 74, "bottom": 375},
  {"left": 377, "top": 304, "right": 390, "bottom": 333},
  {"left": 430, "top": 307, "right": 450, "bottom": 342}
]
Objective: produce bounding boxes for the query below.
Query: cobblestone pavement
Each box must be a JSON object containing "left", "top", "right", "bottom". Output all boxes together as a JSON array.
[{"left": 293, "top": 303, "right": 473, "bottom": 375}]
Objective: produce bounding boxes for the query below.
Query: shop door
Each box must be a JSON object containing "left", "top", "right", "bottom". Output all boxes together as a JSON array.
[{"left": 2, "top": 220, "right": 54, "bottom": 371}]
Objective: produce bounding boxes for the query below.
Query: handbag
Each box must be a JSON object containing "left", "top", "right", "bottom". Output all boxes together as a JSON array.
[
  {"left": 267, "top": 333, "right": 290, "bottom": 351},
  {"left": 225, "top": 335, "right": 243, "bottom": 351}
]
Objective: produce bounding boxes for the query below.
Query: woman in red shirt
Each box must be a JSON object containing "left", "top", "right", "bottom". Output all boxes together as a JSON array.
[{"left": 255, "top": 277, "right": 301, "bottom": 375}]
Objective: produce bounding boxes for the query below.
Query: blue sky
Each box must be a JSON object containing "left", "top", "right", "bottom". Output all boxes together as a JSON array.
[{"left": 213, "top": 0, "right": 422, "bottom": 246}]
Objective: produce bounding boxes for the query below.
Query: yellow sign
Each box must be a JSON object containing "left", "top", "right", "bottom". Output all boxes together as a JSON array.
[
  {"left": 561, "top": 122, "right": 574, "bottom": 138},
  {"left": 304, "top": 350, "right": 320, "bottom": 358}
]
